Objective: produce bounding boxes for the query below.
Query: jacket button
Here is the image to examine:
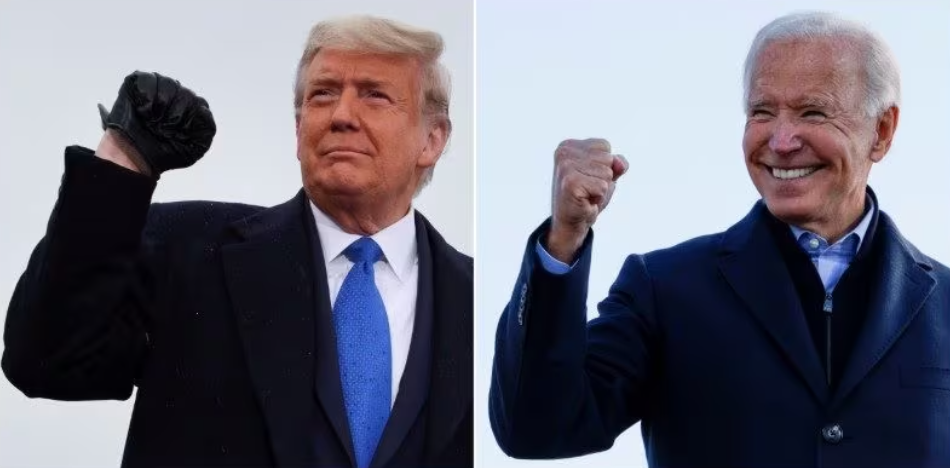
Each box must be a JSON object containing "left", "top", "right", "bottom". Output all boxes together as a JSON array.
[{"left": 821, "top": 424, "right": 844, "bottom": 444}]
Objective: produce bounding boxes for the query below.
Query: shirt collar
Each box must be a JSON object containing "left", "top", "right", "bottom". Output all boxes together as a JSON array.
[
  {"left": 789, "top": 194, "right": 875, "bottom": 252},
  {"left": 310, "top": 201, "right": 418, "bottom": 282}
]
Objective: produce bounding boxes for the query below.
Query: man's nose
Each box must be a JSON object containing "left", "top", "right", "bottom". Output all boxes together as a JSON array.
[
  {"left": 330, "top": 89, "right": 359, "bottom": 132},
  {"left": 768, "top": 118, "right": 803, "bottom": 156}
]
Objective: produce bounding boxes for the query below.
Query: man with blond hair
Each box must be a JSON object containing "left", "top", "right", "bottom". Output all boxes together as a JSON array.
[
  {"left": 490, "top": 11, "right": 950, "bottom": 467},
  {"left": 3, "top": 15, "right": 472, "bottom": 468}
]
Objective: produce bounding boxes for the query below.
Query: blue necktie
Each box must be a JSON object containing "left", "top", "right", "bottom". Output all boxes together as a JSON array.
[{"left": 333, "top": 237, "right": 391, "bottom": 468}]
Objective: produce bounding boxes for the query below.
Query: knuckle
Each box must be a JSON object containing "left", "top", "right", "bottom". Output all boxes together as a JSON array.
[
  {"left": 561, "top": 170, "right": 580, "bottom": 188},
  {"left": 581, "top": 145, "right": 607, "bottom": 161},
  {"left": 555, "top": 145, "right": 579, "bottom": 164},
  {"left": 570, "top": 184, "right": 589, "bottom": 201},
  {"left": 554, "top": 145, "right": 568, "bottom": 162},
  {"left": 556, "top": 139, "right": 576, "bottom": 153},
  {"left": 585, "top": 137, "right": 611, "bottom": 153}
]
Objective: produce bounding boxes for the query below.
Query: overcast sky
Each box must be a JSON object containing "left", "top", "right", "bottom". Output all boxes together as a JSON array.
[{"left": 0, "top": 0, "right": 471, "bottom": 466}]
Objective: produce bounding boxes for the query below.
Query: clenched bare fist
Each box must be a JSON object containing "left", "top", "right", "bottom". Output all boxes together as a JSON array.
[{"left": 547, "top": 138, "right": 628, "bottom": 263}]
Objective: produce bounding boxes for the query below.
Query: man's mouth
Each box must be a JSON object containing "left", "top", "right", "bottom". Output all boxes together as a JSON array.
[
  {"left": 770, "top": 166, "right": 820, "bottom": 180},
  {"left": 323, "top": 146, "right": 370, "bottom": 156}
]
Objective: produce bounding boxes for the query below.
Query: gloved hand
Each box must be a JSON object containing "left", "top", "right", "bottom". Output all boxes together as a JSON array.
[{"left": 98, "top": 71, "right": 216, "bottom": 177}]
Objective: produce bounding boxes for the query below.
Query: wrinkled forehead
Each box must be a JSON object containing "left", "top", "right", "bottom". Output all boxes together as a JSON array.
[
  {"left": 307, "top": 48, "right": 423, "bottom": 81},
  {"left": 749, "top": 38, "right": 866, "bottom": 106}
]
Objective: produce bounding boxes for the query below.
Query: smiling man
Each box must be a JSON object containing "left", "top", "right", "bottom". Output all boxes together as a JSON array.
[
  {"left": 489, "top": 11, "right": 950, "bottom": 467},
  {"left": 2, "top": 16, "right": 472, "bottom": 468}
]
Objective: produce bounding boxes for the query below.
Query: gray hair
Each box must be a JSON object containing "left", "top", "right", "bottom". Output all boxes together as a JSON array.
[
  {"left": 742, "top": 11, "right": 900, "bottom": 118},
  {"left": 293, "top": 16, "right": 453, "bottom": 192}
]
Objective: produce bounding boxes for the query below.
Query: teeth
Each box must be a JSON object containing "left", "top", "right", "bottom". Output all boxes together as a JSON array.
[{"left": 772, "top": 166, "right": 818, "bottom": 180}]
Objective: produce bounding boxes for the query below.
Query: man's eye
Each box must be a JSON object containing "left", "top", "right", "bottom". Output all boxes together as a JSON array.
[
  {"left": 365, "top": 90, "right": 390, "bottom": 101},
  {"left": 803, "top": 110, "right": 827, "bottom": 118},
  {"left": 310, "top": 89, "right": 335, "bottom": 101},
  {"left": 750, "top": 109, "right": 773, "bottom": 117}
]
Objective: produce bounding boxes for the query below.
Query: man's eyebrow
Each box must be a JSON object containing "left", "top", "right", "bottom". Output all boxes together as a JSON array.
[
  {"left": 307, "top": 77, "right": 341, "bottom": 88},
  {"left": 352, "top": 77, "right": 395, "bottom": 89},
  {"left": 792, "top": 96, "right": 834, "bottom": 108},
  {"left": 746, "top": 96, "right": 836, "bottom": 110}
]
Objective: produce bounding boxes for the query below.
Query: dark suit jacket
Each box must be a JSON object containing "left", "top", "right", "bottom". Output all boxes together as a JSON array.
[
  {"left": 2, "top": 146, "right": 473, "bottom": 468},
  {"left": 490, "top": 197, "right": 950, "bottom": 467}
]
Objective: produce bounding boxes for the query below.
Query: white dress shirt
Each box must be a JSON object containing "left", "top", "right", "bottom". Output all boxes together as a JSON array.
[{"left": 310, "top": 202, "right": 418, "bottom": 407}]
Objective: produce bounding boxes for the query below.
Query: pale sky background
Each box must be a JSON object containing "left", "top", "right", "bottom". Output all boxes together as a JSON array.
[
  {"left": 1, "top": 1, "right": 949, "bottom": 467},
  {"left": 0, "top": 0, "right": 472, "bottom": 466},
  {"left": 477, "top": 1, "right": 949, "bottom": 467}
]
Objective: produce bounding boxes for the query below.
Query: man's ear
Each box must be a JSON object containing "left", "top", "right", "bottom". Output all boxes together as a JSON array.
[
  {"left": 870, "top": 105, "right": 899, "bottom": 162},
  {"left": 294, "top": 114, "right": 301, "bottom": 161},
  {"left": 418, "top": 117, "right": 450, "bottom": 169}
]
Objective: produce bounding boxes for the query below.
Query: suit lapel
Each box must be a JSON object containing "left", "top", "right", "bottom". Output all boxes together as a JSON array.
[
  {"left": 371, "top": 212, "right": 436, "bottom": 467},
  {"left": 420, "top": 215, "right": 473, "bottom": 460},
  {"left": 718, "top": 203, "right": 829, "bottom": 403},
  {"left": 369, "top": 212, "right": 473, "bottom": 464},
  {"left": 221, "top": 190, "right": 320, "bottom": 468},
  {"left": 832, "top": 212, "right": 936, "bottom": 408}
]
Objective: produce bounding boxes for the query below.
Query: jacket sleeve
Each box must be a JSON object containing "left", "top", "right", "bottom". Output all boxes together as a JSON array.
[
  {"left": 489, "top": 219, "right": 661, "bottom": 459},
  {"left": 2, "top": 146, "right": 160, "bottom": 401}
]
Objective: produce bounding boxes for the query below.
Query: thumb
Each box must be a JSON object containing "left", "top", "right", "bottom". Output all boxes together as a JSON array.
[
  {"left": 611, "top": 154, "right": 629, "bottom": 181},
  {"left": 97, "top": 103, "right": 110, "bottom": 130}
]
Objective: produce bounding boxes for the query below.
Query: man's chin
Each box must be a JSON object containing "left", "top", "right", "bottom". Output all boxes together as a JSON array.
[
  {"left": 763, "top": 196, "right": 817, "bottom": 226},
  {"left": 316, "top": 185, "right": 368, "bottom": 198},
  {"left": 305, "top": 176, "right": 372, "bottom": 198}
]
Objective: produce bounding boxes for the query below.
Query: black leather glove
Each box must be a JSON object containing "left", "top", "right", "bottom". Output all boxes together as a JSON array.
[{"left": 98, "top": 71, "right": 216, "bottom": 176}]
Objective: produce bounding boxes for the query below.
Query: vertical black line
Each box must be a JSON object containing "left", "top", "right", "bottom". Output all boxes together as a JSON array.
[
  {"left": 825, "top": 314, "right": 832, "bottom": 387},
  {"left": 823, "top": 293, "right": 833, "bottom": 387}
]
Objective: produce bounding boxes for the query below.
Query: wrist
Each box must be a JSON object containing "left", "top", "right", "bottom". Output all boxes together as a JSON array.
[
  {"left": 545, "top": 222, "right": 588, "bottom": 264},
  {"left": 96, "top": 130, "right": 152, "bottom": 176}
]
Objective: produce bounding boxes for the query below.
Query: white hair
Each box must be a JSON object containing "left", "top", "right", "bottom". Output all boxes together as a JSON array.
[
  {"left": 742, "top": 11, "right": 900, "bottom": 118},
  {"left": 293, "top": 15, "right": 452, "bottom": 192}
]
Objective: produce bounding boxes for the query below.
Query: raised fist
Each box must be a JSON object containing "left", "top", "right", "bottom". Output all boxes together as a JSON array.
[
  {"left": 98, "top": 71, "right": 216, "bottom": 177},
  {"left": 547, "top": 138, "right": 628, "bottom": 263}
]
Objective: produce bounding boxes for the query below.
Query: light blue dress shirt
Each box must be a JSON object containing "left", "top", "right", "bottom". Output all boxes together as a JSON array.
[
  {"left": 789, "top": 197, "right": 874, "bottom": 293},
  {"left": 535, "top": 237, "right": 575, "bottom": 275}
]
